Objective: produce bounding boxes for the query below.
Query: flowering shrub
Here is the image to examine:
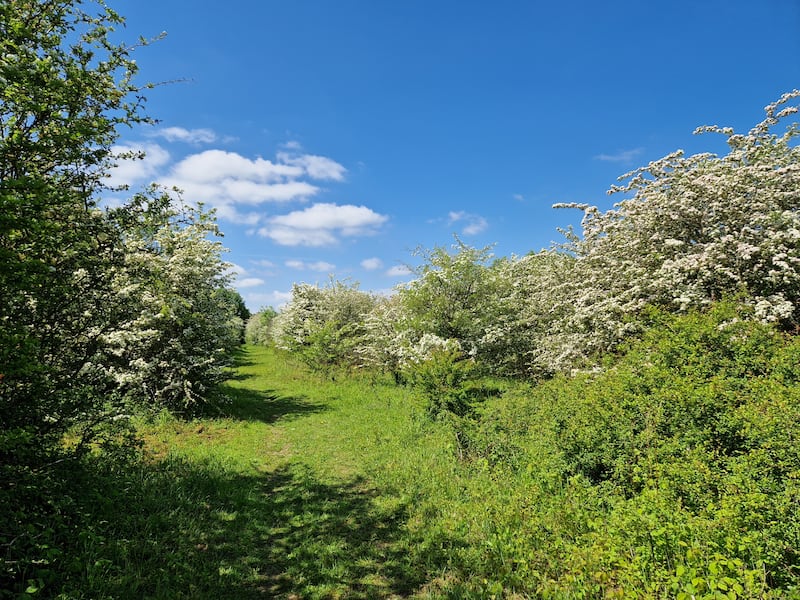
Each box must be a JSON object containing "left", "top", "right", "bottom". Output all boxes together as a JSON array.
[
  {"left": 277, "top": 92, "right": 800, "bottom": 384},
  {"left": 245, "top": 308, "right": 278, "bottom": 346},
  {"left": 272, "top": 279, "right": 377, "bottom": 372},
  {"left": 356, "top": 294, "right": 414, "bottom": 377},
  {"left": 101, "top": 192, "right": 243, "bottom": 412},
  {"left": 398, "top": 240, "right": 495, "bottom": 358},
  {"left": 548, "top": 90, "right": 800, "bottom": 366}
]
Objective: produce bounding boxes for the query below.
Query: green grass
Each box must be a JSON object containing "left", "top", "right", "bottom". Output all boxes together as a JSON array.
[{"left": 18, "top": 345, "right": 447, "bottom": 599}]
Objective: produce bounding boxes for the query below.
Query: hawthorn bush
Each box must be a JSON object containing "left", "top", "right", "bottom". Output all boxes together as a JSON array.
[
  {"left": 549, "top": 90, "right": 800, "bottom": 368},
  {"left": 272, "top": 280, "right": 377, "bottom": 373},
  {"left": 245, "top": 307, "right": 278, "bottom": 346},
  {"left": 0, "top": 2, "right": 244, "bottom": 589},
  {"left": 453, "top": 302, "right": 800, "bottom": 595}
]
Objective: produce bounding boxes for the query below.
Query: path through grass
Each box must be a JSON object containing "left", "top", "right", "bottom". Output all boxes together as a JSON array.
[{"left": 88, "top": 345, "right": 443, "bottom": 599}]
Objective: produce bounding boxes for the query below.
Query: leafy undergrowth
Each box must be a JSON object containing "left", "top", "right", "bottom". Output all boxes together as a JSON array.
[{"left": 5, "top": 307, "right": 800, "bottom": 598}]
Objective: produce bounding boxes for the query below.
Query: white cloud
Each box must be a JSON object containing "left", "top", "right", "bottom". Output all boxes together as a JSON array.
[
  {"left": 463, "top": 218, "right": 488, "bottom": 235},
  {"left": 361, "top": 257, "right": 383, "bottom": 270},
  {"left": 386, "top": 265, "right": 412, "bottom": 277},
  {"left": 282, "top": 140, "right": 303, "bottom": 150},
  {"left": 262, "top": 227, "right": 338, "bottom": 247},
  {"left": 226, "top": 264, "right": 266, "bottom": 289},
  {"left": 285, "top": 259, "right": 335, "bottom": 272},
  {"left": 251, "top": 259, "right": 275, "bottom": 268},
  {"left": 513, "top": 193, "right": 525, "bottom": 202},
  {"left": 259, "top": 203, "right": 388, "bottom": 246},
  {"left": 107, "top": 143, "right": 170, "bottom": 187},
  {"left": 149, "top": 126, "right": 217, "bottom": 144},
  {"left": 172, "top": 150, "right": 302, "bottom": 184},
  {"left": 277, "top": 152, "right": 347, "bottom": 181},
  {"left": 226, "top": 263, "right": 247, "bottom": 277},
  {"left": 109, "top": 132, "right": 354, "bottom": 228},
  {"left": 212, "top": 204, "right": 263, "bottom": 226},
  {"left": 219, "top": 179, "right": 319, "bottom": 204},
  {"left": 237, "top": 277, "right": 266, "bottom": 288},
  {"left": 448, "top": 210, "right": 488, "bottom": 235},
  {"left": 594, "top": 148, "right": 644, "bottom": 163},
  {"left": 308, "top": 261, "right": 335, "bottom": 272}
]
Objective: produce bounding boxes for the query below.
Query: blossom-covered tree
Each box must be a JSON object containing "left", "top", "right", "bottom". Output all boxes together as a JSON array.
[
  {"left": 102, "top": 191, "right": 243, "bottom": 412},
  {"left": 398, "top": 240, "right": 496, "bottom": 357},
  {"left": 245, "top": 307, "right": 278, "bottom": 346},
  {"left": 0, "top": 0, "right": 153, "bottom": 458},
  {"left": 272, "top": 279, "right": 377, "bottom": 372},
  {"left": 549, "top": 90, "right": 800, "bottom": 365}
]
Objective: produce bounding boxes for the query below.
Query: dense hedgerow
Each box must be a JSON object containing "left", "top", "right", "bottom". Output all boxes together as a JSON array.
[
  {"left": 271, "top": 280, "right": 378, "bottom": 373},
  {"left": 257, "top": 89, "right": 800, "bottom": 596},
  {"left": 1, "top": 2, "right": 243, "bottom": 589},
  {"left": 276, "top": 91, "right": 800, "bottom": 379},
  {"left": 446, "top": 303, "right": 800, "bottom": 596}
]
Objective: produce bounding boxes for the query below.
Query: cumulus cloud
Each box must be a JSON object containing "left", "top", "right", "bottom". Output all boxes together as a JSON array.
[
  {"left": 237, "top": 277, "right": 266, "bottom": 288},
  {"left": 361, "top": 257, "right": 383, "bottom": 270},
  {"left": 259, "top": 203, "right": 388, "bottom": 246},
  {"left": 107, "top": 143, "right": 170, "bottom": 187},
  {"left": 285, "top": 259, "right": 335, "bottom": 272},
  {"left": 251, "top": 259, "right": 275, "bottom": 268},
  {"left": 171, "top": 150, "right": 303, "bottom": 184},
  {"left": 225, "top": 264, "right": 266, "bottom": 288},
  {"left": 148, "top": 126, "right": 217, "bottom": 144},
  {"left": 276, "top": 152, "right": 347, "bottom": 181},
  {"left": 594, "top": 148, "right": 644, "bottom": 163},
  {"left": 264, "top": 227, "right": 337, "bottom": 247},
  {"left": 160, "top": 149, "right": 350, "bottom": 224},
  {"left": 225, "top": 263, "right": 247, "bottom": 277},
  {"left": 108, "top": 130, "right": 366, "bottom": 235},
  {"left": 448, "top": 211, "right": 488, "bottom": 235},
  {"left": 386, "top": 265, "right": 412, "bottom": 277}
]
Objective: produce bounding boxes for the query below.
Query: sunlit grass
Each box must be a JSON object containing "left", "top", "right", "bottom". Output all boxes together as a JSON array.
[{"left": 66, "top": 345, "right": 439, "bottom": 599}]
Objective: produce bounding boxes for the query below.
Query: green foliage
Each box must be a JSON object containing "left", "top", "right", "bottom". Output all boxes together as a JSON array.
[
  {"left": 215, "top": 287, "right": 250, "bottom": 342},
  {"left": 244, "top": 307, "right": 277, "bottom": 345},
  {"left": 0, "top": 2, "right": 244, "bottom": 587},
  {"left": 399, "top": 239, "right": 495, "bottom": 356},
  {"left": 102, "top": 190, "right": 242, "bottom": 414},
  {"left": 402, "top": 348, "right": 478, "bottom": 418},
  {"left": 272, "top": 279, "right": 376, "bottom": 373},
  {"left": 0, "top": 0, "right": 150, "bottom": 465},
  {"left": 6, "top": 334, "right": 800, "bottom": 597},
  {"left": 444, "top": 302, "right": 800, "bottom": 595}
]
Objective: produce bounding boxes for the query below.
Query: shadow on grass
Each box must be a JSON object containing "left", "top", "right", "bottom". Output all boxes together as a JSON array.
[
  {"left": 5, "top": 456, "right": 433, "bottom": 599},
  {"left": 211, "top": 384, "right": 328, "bottom": 424}
]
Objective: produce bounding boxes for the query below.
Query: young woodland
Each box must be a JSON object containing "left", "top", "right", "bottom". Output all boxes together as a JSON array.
[{"left": 2, "top": 0, "right": 800, "bottom": 597}]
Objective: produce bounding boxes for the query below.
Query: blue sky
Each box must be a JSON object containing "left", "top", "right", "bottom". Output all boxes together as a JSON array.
[{"left": 110, "top": 1, "right": 800, "bottom": 311}]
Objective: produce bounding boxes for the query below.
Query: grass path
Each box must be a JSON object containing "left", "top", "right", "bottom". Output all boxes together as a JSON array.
[{"left": 126, "top": 345, "right": 439, "bottom": 600}]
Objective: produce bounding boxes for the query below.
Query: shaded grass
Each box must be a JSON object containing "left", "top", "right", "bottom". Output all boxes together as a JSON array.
[
  {"left": 214, "top": 384, "right": 326, "bottom": 424},
  {"left": 44, "top": 456, "right": 423, "bottom": 599},
  {"left": 3, "top": 345, "right": 448, "bottom": 599}
]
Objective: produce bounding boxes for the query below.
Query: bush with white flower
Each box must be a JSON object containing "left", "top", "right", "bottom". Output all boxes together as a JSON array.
[{"left": 272, "top": 279, "right": 377, "bottom": 372}]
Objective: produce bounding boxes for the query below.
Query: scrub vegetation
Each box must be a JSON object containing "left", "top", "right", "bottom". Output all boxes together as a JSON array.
[{"left": 3, "top": 0, "right": 800, "bottom": 597}]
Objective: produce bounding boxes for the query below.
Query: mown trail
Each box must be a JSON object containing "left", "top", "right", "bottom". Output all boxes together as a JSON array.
[{"left": 135, "top": 345, "right": 440, "bottom": 599}]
